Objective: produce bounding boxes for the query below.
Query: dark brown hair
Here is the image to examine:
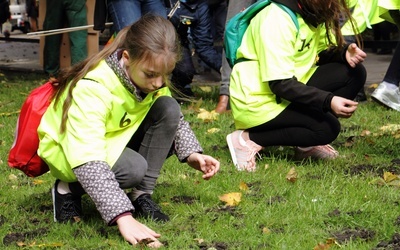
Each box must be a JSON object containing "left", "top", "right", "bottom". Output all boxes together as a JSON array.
[{"left": 299, "top": 0, "right": 361, "bottom": 49}]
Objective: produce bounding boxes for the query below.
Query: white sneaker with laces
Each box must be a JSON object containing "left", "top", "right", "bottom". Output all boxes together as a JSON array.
[
  {"left": 371, "top": 81, "right": 400, "bottom": 112},
  {"left": 226, "top": 130, "right": 262, "bottom": 172}
]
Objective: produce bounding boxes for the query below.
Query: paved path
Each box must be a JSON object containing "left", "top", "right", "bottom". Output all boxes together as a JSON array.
[{"left": 0, "top": 34, "right": 395, "bottom": 86}]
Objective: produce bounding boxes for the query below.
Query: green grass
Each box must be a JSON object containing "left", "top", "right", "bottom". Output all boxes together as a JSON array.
[{"left": 1, "top": 70, "right": 400, "bottom": 249}]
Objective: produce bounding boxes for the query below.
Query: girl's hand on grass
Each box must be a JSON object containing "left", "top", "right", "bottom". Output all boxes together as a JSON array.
[
  {"left": 116, "top": 215, "right": 162, "bottom": 248},
  {"left": 186, "top": 153, "right": 220, "bottom": 180},
  {"left": 346, "top": 43, "right": 366, "bottom": 68},
  {"left": 330, "top": 96, "right": 358, "bottom": 118}
]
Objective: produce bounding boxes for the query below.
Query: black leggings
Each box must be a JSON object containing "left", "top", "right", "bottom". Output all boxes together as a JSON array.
[{"left": 248, "top": 62, "right": 366, "bottom": 147}]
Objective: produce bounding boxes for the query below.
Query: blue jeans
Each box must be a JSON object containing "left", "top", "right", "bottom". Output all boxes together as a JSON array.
[{"left": 108, "top": 0, "right": 167, "bottom": 32}]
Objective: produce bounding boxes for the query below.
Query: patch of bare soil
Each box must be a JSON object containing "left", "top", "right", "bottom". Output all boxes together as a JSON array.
[
  {"left": 331, "top": 227, "right": 375, "bottom": 244},
  {"left": 374, "top": 233, "right": 400, "bottom": 250},
  {"left": 170, "top": 195, "right": 198, "bottom": 204},
  {"left": 198, "top": 241, "right": 228, "bottom": 250},
  {"left": 3, "top": 227, "right": 49, "bottom": 246},
  {"left": 327, "top": 208, "right": 362, "bottom": 217},
  {"left": 344, "top": 159, "right": 400, "bottom": 176},
  {"left": 205, "top": 205, "right": 241, "bottom": 217}
]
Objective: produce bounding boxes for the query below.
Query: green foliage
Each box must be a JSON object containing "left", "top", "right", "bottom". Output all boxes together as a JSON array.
[{"left": 1, "top": 71, "right": 400, "bottom": 249}]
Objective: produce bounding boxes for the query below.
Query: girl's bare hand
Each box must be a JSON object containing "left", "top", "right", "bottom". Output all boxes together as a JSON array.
[
  {"left": 117, "top": 215, "right": 163, "bottom": 248},
  {"left": 346, "top": 43, "right": 367, "bottom": 68},
  {"left": 187, "top": 153, "right": 220, "bottom": 180},
  {"left": 330, "top": 96, "right": 358, "bottom": 118}
]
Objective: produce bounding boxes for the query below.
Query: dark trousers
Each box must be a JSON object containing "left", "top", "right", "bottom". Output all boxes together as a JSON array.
[
  {"left": 249, "top": 63, "right": 366, "bottom": 147},
  {"left": 383, "top": 10, "right": 400, "bottom": 86}
]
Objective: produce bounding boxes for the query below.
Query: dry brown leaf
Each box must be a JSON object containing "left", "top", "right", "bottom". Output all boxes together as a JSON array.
[
  {"left": 286, "top": 167, "right": 298, "bottom": 183},
  {"left": 219, "top": 192, "right": 242, "bottom": 206},
  {"left": 313, "top": 238, "right": 338, "bottom": 250},
  {"left": 313, "top": 243, "right": 331, "bottom": 250},
  {"left": 344, "top": 136, "right": 355, "bottom": 147},
  {"left": 360, "top": 130, "right": 371, "bottom": 136}
]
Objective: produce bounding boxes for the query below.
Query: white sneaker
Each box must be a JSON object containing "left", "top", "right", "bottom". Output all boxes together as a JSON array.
[
  {"left": 371, "top": 82, "right": 400, "bottom": 112},
  {"left": 226, "top": 130, "right": 262, "bottom": 172}
]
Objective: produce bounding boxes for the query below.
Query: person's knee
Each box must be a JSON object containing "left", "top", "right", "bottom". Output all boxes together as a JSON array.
[
  {"left": 113, "top": 148, "right": 148, "bottom": 189},
  {"left": 323, "top": 119, "right": 341, "bottom": 145},
  {"left": 153, "top": 96, "right": 180, "bottom": 120},
  {"left": 351, "top": 63, "right": 367, "bottom": 85}
]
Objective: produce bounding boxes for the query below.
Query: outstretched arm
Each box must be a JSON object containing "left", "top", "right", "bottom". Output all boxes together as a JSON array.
[{"left": 186, "top": 153, "right": 220, "bottom": 180}]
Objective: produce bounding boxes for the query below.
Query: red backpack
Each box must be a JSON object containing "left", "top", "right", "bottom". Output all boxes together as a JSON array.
[{"left": 8, "top": 81, "right": 56, "bottom": 177}]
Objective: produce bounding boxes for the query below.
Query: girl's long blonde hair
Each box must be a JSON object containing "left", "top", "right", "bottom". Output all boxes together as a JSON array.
[{"left": 53, "top": 14, "right": 181, "bottom": 133}]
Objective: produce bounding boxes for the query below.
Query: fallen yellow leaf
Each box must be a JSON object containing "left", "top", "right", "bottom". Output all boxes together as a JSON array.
[
  {"left": 219, "top": 192, "right": 242, "bottom": 206},
  {"left": 239, "top": 181, "right": 249, "bottom": 191},
  {"left": 368, "top": 83, "right": 379, "bottom": 89},
  {"left": 262, "top": 227, "right": 271, "bottom": 235},
  {"left": 33, "top": 179, "right": 45, "bottom": 185},
  {"left": 197, "top": 109, "right": 219, "bottom": 122},
  {"left": 198, "top": 86, "right": 212, "bottom": 92},
  {"left": 360, "top": 130, "right": 371, "bottom": 136},
  {"left": 383, "top": 172, "right": 399, "bottom": 182},
  {"left": 379, "top": 124, "right": 400, "bottom": 133},
  {"left": 9, "top": 174, "right": 18, "bottom": 181},
  {"left": 207, "top": 128, "right": 220, "bottom": 134},
  {"left": 286, "top": 167, "right": 298, "bottom": 183}
]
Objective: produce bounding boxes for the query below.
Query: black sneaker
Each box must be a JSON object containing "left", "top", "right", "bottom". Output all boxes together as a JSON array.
[
  {"left": 52, "top": 180, "right": 82, "bottom": 223},
  {"left": 131, "top": 193, "right": 169, "bottom": 222}
]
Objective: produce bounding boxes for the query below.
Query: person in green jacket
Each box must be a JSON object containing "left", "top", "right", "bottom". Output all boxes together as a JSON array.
[
  {"left": 226, "top": 0, "right": 367, "bottom": 171},
  {"left": 38, "top": 14, "right": 220, "bottom": 248}
]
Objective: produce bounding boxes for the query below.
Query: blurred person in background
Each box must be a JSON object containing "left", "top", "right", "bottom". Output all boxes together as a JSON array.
[
  {"left": 168, "top": 0, "right": 222, "bottom": 99},
  {"left": 371, "top": 1, "right": 400, "bottom": 111},
  {"left": 26, "top": 0, "right": 38, "bottom": 32},
  {"left": 43, "top": 0, "right": 88, "bottom": 77}
]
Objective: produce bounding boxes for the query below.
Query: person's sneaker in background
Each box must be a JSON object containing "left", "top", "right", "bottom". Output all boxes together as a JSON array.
[{"left": 371, "top": 81, "right": 400, "bottom": 111}]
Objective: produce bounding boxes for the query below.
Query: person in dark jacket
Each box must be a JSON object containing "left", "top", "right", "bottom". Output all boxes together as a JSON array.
[
  {"left": 225, "top": 0, "right": 367, "bottom": 171},
  {"left": 168, "top": 0, "right": 222, "bottom": 97},
  {"left": 0, "top": 0, "right": 10, "bottom": 28}
]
